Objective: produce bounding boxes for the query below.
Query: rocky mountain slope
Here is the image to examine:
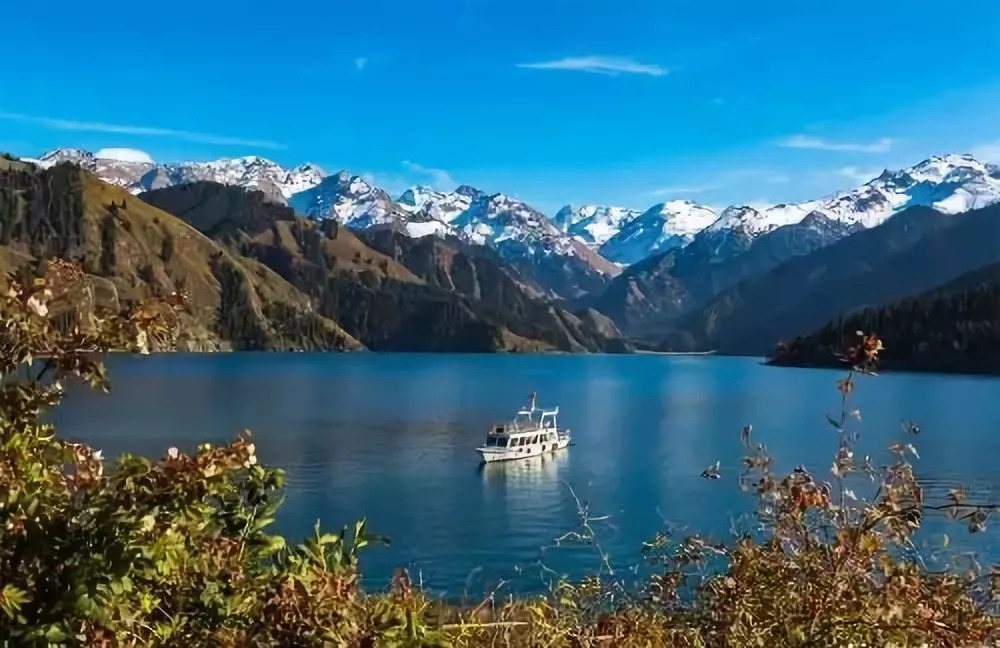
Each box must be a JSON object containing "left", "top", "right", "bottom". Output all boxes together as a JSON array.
[
  {"left": 140, "top": 182, "right": 631, "bottom": 353},
  {"left": 769, "top": 261, "right": 1000, "bottom": 374},
  {"left": 288, "top": 171, "right": 412, "bottom": 229},
  {"left": 450, "top": 192, "right": 621, "bottom": 298},
  {"left": 595, "top": 212, "right": 862, "bottom": 337},
  {"left": 594, "top": 154, "right": 1000, "bottom": 333},
  {"left": 27, "top": 148, "right": 326, "bottom": 204},
  {"left": 360, "top": 227, "right": 629, "bottom": 352},
  {"left": 0, "top": 157, "right": 359, "bottom": 351},
  {"left": 664, "top": 202, "right": 1000, "bottom": 355},
  {"left": 291, "top": 177, "right": 621, "bottom": 299},
  {"left": 553, "top": 205, "right": 642, "bottom": 248},
  {"left": 398, "top": 185, "right": 476, "bottom": 223},
  {"left": 597, "top": 201, "right": 719, "bottom": 266}
]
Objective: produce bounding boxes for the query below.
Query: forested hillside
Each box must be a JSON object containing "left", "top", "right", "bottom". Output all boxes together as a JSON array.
[{"left": 769, "top": 261, "right": 1000, "bottom": 373}]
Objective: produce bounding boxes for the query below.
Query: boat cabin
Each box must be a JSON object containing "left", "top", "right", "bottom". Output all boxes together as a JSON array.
[{"left": 484, "top": 406, "right": 560, "bottom": 449}]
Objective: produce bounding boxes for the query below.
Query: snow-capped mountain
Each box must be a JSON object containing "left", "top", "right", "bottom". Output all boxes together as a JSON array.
[
  {"left": 29, "top": 148, "right": 158, "bottom": 191},
  {"left": 397, "top": 186, "right": 472, "bottom": 222},
  {"left": 450, "top": 192, "right": 620, "bottom": 296},
  {"left": 597, "top": 200, "right": 719, "bottom": 265},
  {"left": 704, "top": 154, "right": 1000, "bottom": 242},
  {"left": 648, "top": 153, "right": 1000, "bottom": 304},
  {"left": 581, "top": 153, "right": 1000, "bottom": 267},
  {"left": 28, "top": 146, "right": 1000, "bottom": 283},
  {"left": 453, "top": 193, "right": 578, "bottom": 257},
  {"left": 553, "top": 205, "right": 643, "bottom": 247},
  {"left": 28, "top": 148, "right": 326, "bottom": 202},
  {"left": 288, "top": 171, "right": 413, "bottom": 229}
]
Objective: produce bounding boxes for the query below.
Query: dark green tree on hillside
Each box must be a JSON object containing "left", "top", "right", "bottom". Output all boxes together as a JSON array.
[{"left": 771, "top": 265, "right": 1000, "bottom": 373}]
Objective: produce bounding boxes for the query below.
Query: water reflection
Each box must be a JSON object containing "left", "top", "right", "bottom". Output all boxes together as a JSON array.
[
  {"left": 479, "top": 451, "right": 567, "bottom": 489},
  {"left": 57, "top": 353, "right": 1000, "bottom": 593}
]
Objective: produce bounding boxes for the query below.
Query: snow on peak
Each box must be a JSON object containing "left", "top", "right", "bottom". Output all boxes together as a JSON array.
[
  {"left": 598, "top": 200, "right": 718, "bottom": 265},
  {"left": 27, "top": 148, "right": 326, "bottom": 202},
  {"left": 452, "top": 192, "right": 577, "bottom": 257},
  {"left": 397, "top": 186, "right": 472, "bottom": 222},
  {"left": 587, "top": 153, "right": 1000, "bottom": 266},
  {"left": 288, "top": 170, "right": 408, "bottom": 228},
  {"left": 706, "top": 203, "right": 799, "bottom": 235},
  {"left": 554, "top": 204, "right": 643, "bottom": 247},
  {"left": 282, "top": 163, "right": 327, "bottom": 197},
  {"left": 455, "top": 185, "right": 488, "bottom": 201},
  {"left": 671, "top": 152, "right": 1000, "bottom": 264},
  {"left": 907, "top": 153, "right": 989, "bottom": 183},
  {"left": 397, "top": 185, "right": 437, "bottom": 207},
  {"left": 95, "top": 148, "right": 154, "bottom": 164},
  {"left": 36, "top": 148, "right": 95, "bottom": 166}
]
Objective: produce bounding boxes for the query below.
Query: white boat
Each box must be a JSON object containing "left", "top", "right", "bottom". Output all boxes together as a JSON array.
[{"left": 476, "top": 392, "right": 571, "bottom": 464}]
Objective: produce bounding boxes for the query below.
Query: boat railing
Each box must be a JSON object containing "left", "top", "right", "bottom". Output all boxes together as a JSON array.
[{"left": 489, "top": 421, "right": 553, "bottom": 436}]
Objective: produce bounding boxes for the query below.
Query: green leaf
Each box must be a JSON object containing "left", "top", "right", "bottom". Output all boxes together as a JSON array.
[
  {"left": 264, "top": 535, "right": 286, "bottom": 555},
  {"left": 318, "top": 532, "right": 341, "bottom": 546},
  {"left": 44, "top": 625, "right": 70, "bottom": 642}
]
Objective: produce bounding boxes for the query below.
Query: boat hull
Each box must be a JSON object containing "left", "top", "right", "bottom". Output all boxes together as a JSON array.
[{"left": 477, "top": 435, "right": 570, "bottom": 464}]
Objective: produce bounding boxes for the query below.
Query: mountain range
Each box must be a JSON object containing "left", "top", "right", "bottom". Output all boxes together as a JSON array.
[
  {"left": 0, "top": 155, "right": 630, "bottom": 353},
  {"left": 595, "top": 154, "right": 1000, "bottom": 337},
  {"left": 665, "top": 201, "right": 1000, "bottom": 355},
  {"left": 34, "top": 149, "right": 1000, "bottom": 270},
  {"left": 11, "top": 146, "right": 1000, "bottom": 361},
  {"left": 26, "top": 148, "right": 325, "bottom": 202}
]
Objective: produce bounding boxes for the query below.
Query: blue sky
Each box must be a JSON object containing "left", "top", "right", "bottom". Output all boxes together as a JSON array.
[{"left": 3, "top": 0, "right": 1000, "bottom": 214}]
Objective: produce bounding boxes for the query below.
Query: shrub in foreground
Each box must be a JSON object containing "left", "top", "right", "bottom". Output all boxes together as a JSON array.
[{"left": 1, "top": 264, "right": 999, "bottom": 646}]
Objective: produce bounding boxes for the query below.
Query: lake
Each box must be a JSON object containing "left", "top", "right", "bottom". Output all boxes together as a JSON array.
[{"left": 55, "top": 353, "right": 1000, "bottom": 598}]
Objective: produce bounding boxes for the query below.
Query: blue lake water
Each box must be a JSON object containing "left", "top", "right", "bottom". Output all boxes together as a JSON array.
[{"left": 55, "top": 353, "right": 1000, "bottom": 597}]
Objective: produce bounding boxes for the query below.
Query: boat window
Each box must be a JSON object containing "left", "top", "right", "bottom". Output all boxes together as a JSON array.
[
  {"left": 531, "top": 435, "right": 539, "bottom": 444},
  {"left": 486, "top": 437, "right": 497, "bottom": 447},
  {"left": 496, "top": 437, "right": 507, "bottom": 447}
]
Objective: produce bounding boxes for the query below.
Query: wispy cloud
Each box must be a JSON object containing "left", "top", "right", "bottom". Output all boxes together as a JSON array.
[
  {"left": 647, "top": 183, "right": 720, "bottom": 197},
  {"left": 972, "top": 140, "right": 1000, "bottom": 162},
  {"left": 363, "top": 161, "right": 458, "bottom": 198},
  {"left": 354, "top": 57, "right": 368, "bottom": 71},
  {"left": 646, "top": 169, "right": 790, "bottom": 200},
  {"left": 0, "top": 111, "right": 285, "bottom": 150},
  {"left": 778, "top": 134, "right": 893, "bottom": 153},
  {"left": 402, "top": 160, "right": 455, "bottom": 188},
  {"left": 516, "top": 55, "right": 668, "bottom": 77},
  {"left": 837, "top": 166, "right": 881, "bottom": 184}
]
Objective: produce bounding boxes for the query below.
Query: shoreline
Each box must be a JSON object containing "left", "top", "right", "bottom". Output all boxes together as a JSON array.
[{"left": 634, "top": 349, "right": 718, "bottom": 356}]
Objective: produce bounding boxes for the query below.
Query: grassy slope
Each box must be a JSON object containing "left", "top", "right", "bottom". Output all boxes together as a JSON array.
[{"left": 0, "top": 161, "right": 362, "bottom": 351}]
